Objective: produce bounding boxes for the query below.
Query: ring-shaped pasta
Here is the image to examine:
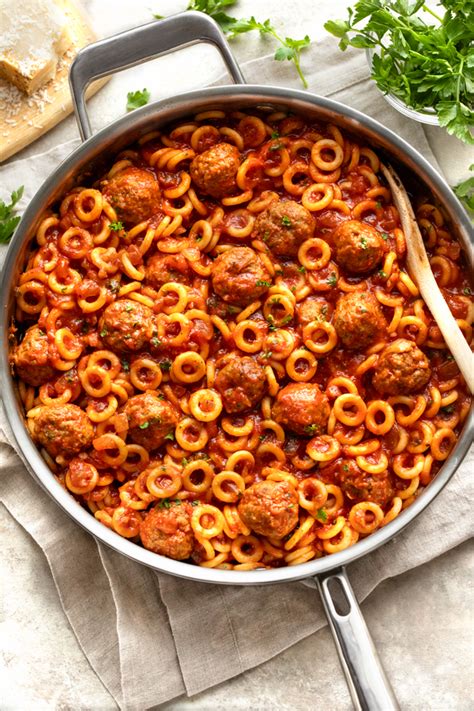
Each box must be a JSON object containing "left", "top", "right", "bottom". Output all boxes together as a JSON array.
[
  {"left": 157, "top": 313, "right": 191, "bottom": 347},
  {"left": 392, "top": 453, "right": 425, "bottom": 479},
  {"left": 298, "top": 238, "right": 332, "bottom": 271},
  {"left": 189, "top": 388, "right": 223, "bottom": 422},
  {"left": 233, "top": 319, "right": 266, "bottom": 353},
  {"left": 66, "top": 461, "right": 99, "bottom": 495},
  {"left": 302, "top": 320, "right": 338, "bottom": 354},
  {"left": 211, "top": 471, "right": 245, "bottom": 503},
  {"left": 307, "top": 435, "right": 341, "bottom": 462},
  {"left": 284, "top": 516, "right": 315, "bottom": 551},
  {"left": 86, "top": 395, "right": 118, "bottom": 423},
  {"left": 333, "top": 393, "right": 367, "bottom": 427},
  {"left": 16, "top": 281, "right": 47, "bottom": 314},
  {"left": 222, "top": 417, "right": 254, "bottom": 437},
  {"left": 191, "top": 504, "right": 226, "bottom": 539},
  {"left": 285, "top": 348, "right": 317, "bottom": 381},
  {"left": 74, "top": 188, "right": 103, "bottom": 222},
  {"left": 311, "top": 138, "right": 344, "bottom": 171},
  {"left": 129, "top": 358, "right": 162, "bottom": 391},
  {"left": 323, "top": 485, "right": 344, "bottom": 517},
  {"left": 58, "top": 227, "right": 93, "bottom": 260},
  {"left": 365, "top": 401, "right": 395, "bottom": 435},
  {"left": 93, "top": 434, "right": 128, "bottom": 466},
  {"left": 231, "top": 535, "right": 264, "bottom": 563},
  {"left": 181, "top": 459, "right": 214, "bottom": 493},
  {"left": 322, "top": 525, "right": 356, "bottom": 554},
  {"left": 430, "top": 428, "right": 457, "bottom": 461},
  {"left": 265, "top": 468, "right": 298, "bottom": 488},
  {"left": 301, "top": 183, "right": 334, "bottom": 212},
  {"left": 158, "top": 282, "right": 189, "bottom": 314},
  {"left": 282, "top": 162, "right": 312, "bottom": 196},
  {"left": 356, "top": 451, "right": 389, "bottom": 474},
  {"left": 54, "top": 327, "right": 83, "bottom": 361},
  {"left": 298, "top": 478, "right": 328, "bottom": 513},
  {"left": 146, "top": 466, "right": 182, "bottom": 498},
  {"left": 175, "top": 417, "right": 209, "bottom": 452},
  {"left": 171, "top": 351, "right": 206, "bottom": 383},
  {"left": 112, "top": 507, "right": 142, "bottom": 538},
  {"left": 316, "top": 515, "right": 345, "bottom": 540},
  {"left": 381, "top": 497, "right": 403, "bottom": 526},
  {"left": 80, "top": 364, "right": 112, "bottom": 398}
]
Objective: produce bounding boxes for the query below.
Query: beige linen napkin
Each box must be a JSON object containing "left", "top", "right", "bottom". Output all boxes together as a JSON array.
[{"left": 1, "top": 26, "right": 473, "bottom": 711}]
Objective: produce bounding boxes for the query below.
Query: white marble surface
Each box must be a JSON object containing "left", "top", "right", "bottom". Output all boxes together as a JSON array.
[{"left": 1, "top": 502, "right": 472, "bottom": 710}]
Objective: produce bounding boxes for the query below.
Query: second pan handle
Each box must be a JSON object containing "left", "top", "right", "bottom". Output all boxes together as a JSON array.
[
  {"left": 69, "top": 11, "right": 246, "bottom": 141},
  {"left": 316, "top": 567, "right": 400, "bottom": 711}
]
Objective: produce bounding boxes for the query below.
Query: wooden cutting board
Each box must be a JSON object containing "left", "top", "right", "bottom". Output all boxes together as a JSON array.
[{"left": 0, "top": 0, "right": 108, "bottom": 163}]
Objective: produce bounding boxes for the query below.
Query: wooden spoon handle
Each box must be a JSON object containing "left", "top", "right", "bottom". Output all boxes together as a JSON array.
[{"left": 381, "top": 163, "right": 474, "bottom": 394}]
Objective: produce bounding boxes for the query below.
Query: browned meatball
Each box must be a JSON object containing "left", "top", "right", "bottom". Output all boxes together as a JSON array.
[
  {"left": 102, "top": 167, "right": 160, "bottom": 223},
  {"left": 271, "top": 383, "right": 330, "bottom": 436},
  {"left": 124, "top": 391, "right": 179, "bottom": 449},
  {"left": 333, "top": 291, "right": 386, "bottom": 350},
  {"left": 34, "top": 403, "right": 94, "bottom": 459},
  {"left": 238, "top": 480, "right": 298, "bottom": 538},
  {"left": 140, "top": 500, "right": 194, "bottom": 559},
  {"left": 333, "top": 220, "right": 385, "bottom": 274},
  {"left": 145, "top": 252, "right": 191, "bottom": 289},
  {"left": 338, "top": 459, "right": 394, "bottom": 507},
  {"left": 253, "top": 200, "right": 314, "bottom": 257},
  {"left": 373, "top": 338, "right": 431, "bottom": 395},
  {"left": 211, "top": 247, "right": 271, "bottom": 306},
  {"left": 190, "top": 142, "right": 240, "bottom": 199},
  {"left": 296, "top": 296, "right": 332, "bottom": 326},
  {"left": 99, "top": 299, "right": 153, "bottom": 352},
  {"left": 215, "top": 356, "right": 265, "bottom": 413},
  {"left": 12, "top": 325, "right": 54, "bottom": 387}
]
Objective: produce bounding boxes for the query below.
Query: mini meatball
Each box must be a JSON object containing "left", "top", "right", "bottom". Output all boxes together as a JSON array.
[
  {"left": 215, "top": 356, "right": 265, "bottom": 413},
  {"left": 338, "top": 459, "right": 394, "bottom": 508},
  {"left": 102, "top": 167, "right": 160, "bottom": 223},
  {"left": 238, "top": 480, "right": 298, "bottom": 538},
  {"left": 271, "top": 383, "right": 330, "bottom": 436},
  {"left": 190, "top": 142, "right": 240, "bottom": 199},
  {"left": 333, "top": 291, "right": 386, "bottom": 350},
  {"left": 145, "top": 252, "right": 191, "bottom": 289},
  {"left": 99, "top": 299, "right": 153, "bottom": 352},
  {"left": 140, "top": 500, "right": 194, "bottom": 560},
  {"left": 211, "top": 247, "right": 271, "bottom": 306},
  {"left": 253, "top": 200, "right": 314, "bottom": 257},
  {"left": 296, "top": 296, "right": 332, "bottom": 326},
  {"left": 34, "top": 403, "right": 94, "bottom": 459},
  {"left": 12, "top": 325, "right": 54, "bottom": 387},
  {"left": 124, "top": 391, "right": 179, "bottom": 449},
  {"left": 333, "top": 220, "right": 385, "bottom": 274},
  {"left": 373, "top": 338, "right": 431, "bottom": 395}
]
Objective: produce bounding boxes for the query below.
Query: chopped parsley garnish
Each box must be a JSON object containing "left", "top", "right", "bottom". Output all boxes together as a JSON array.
[
  {"left": 316, "top": 508, "right": 328, "bottom": 523},
  {"left": 360, "top": 236, "right": 368, "bottom": 250},
  {"left": 109, "top": 221, "right": 124, "bottom": 232},
  {"left": 441, "top": 404, "right": 455, "bottom": 415},
  {"left": 125, "top": 303, "right": 134, "bottom": 312},
  {"left": 463, "top": 287, "right": 472, "bottom": 295},
  {"left": 378, "top": 270, "right": 387, "bottom": 279},
  {"left": 151, "top": 336, "right": 162, "bottom": 347},
  {"left": 266, "top": 315, "right": 278, "bottom": 331},
  {"left": 298, "top": 265, "right": 306, "bottom": 273},
  {"left": 269, "top": 142, "right": 284, "bottom": 151},
  {"left": 107, "top": 279, "right": 120, "bottom": 294},
  {"left": 280, "top": 314, "right": 293, "bottom": 326},
  {"left": 271, "top": 131, "right": 280, "bottom": 139},
  {"left": 99, "top": 327, "right": 108, "bottom": 338},
  {"left": 381, "top": 233, "right": 389, "bottom": 241},
  {"left": 191, "top": 500, "right": 199, "bottom": 507},
  {"left": 304, "top": 424, "right": 319, "bottom": 435},
  {"left": 139, "top": 421, "right": 150, "bottom": 429},
  {"left": 342, "top": 464, "right": 349, "bottom": 472},
  {"left": 262, "top": 351, "right": 273, "bottom": 359},
  {"left": 182, "top": 457, "right": 189, "bottom": 466},
  {"left": 164, "top": 432, "right": 175, "bottom": 441},
  {"left": 121, "top": 358, "right": 130, "bottom": 372},
  {"left": 158, "top": 498, "right": 172, "bottom": 509},
  {"left": 195, "top": 235, "right": 203, "bottom": 242},
  {"left": 256, "top": 279, "right": 272, "bottom": 287},
  {"left": 375, "top": 201, "right": 382, "bottom": 209},
  {"left": 160, "top": 359, "right": 172, "bottom": 371},
  {"left": 126, "top": 88, "right": 150, "bottom": 112},
  {"left": 327, "top": 273, "right": 337, "bottom": 287},
  {"left": 281, "top": 215, "right": 292, "bottom": 227}
]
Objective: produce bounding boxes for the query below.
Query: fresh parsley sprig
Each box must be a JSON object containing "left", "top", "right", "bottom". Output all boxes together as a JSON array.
[
  {"left": 0, "top": 186, "right": 24, "bottom": 244},
  {"left": 325, "top": 0, "right": 474, "bottom": 144},
  {"left": 454, "top": 164, "right": 474, "bottom": 219},
  {"left": 154, "top": 0, "right": 311, "bottom": 87},
  {"left": 126, "top": 89, "right": 150, "bottom": 112}
]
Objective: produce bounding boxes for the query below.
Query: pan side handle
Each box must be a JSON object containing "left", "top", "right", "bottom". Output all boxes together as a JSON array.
[
  {"left": 316, "top": 567, "right": 400, "bottom": 711},
  {"left": 69, "top": 11, "right": 245, "bottom": 141}
]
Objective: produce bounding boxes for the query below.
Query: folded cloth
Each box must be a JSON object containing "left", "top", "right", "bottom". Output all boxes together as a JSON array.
[{"left": 1, "top": 9, "right": 473, "bottom": 709}]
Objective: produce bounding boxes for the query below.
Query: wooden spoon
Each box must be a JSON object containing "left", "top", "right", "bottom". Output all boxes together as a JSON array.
[{"left": 380, "top": 163, "right": 474, "bottom": 394}]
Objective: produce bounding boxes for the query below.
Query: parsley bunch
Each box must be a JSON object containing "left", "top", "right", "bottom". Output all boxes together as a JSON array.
[
  {"left": 454, "top": 164, "right": 474, "bottom": 218},
  {"left": 0, "top": 186, "right": 24, "bottom": 244},
  {"left": 325, "top": 0, "right": 474, "bottom": 144},
  {"left": 155, "top": 0, "right": 311, "bottom": 87}
]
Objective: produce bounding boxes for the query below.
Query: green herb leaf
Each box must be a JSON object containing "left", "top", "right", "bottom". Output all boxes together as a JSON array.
[
  {"left": 327, "top": 273, "right": 337, "bottom": 287},
  {"left": 281, "top": 215, "right": 292, "bottom": 227},
  {"left": 139, "top": 421, "right": 150, "bottom": 429},
  {"left": 126, "top": 88, "right": 150, "bottom": 112},
  {"left": 316, "top": 508, "right": 328, "bottom": 523},
  {"left": 453, "top": 164, "right": 474, "bottom": 217},
  {"left": 160, "top": 359, "right": 172, "bottom": 371},
  {"left": 164, "top": 431, "right": 175, "bottom": 441},
  {"left": 256, "top": 279, "right": 272, "bottom": 287},
  {"left": 0, "top": 185, "right": 24, "bottom": 244},
  {"left": 109, "top": 221, "right": 124, "bottom": 232}
]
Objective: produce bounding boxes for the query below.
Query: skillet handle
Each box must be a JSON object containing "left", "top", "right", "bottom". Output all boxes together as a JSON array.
[
  {"left": 69, "top": 11, "right": 245, "bottom": 141},
  {"left": 316, "top": 567, "right": 400, "bottom": 711}
]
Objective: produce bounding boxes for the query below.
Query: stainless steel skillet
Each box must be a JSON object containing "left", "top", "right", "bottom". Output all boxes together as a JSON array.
[{"left": 0, "top": 12, "right": 472, "bottom": 710}]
